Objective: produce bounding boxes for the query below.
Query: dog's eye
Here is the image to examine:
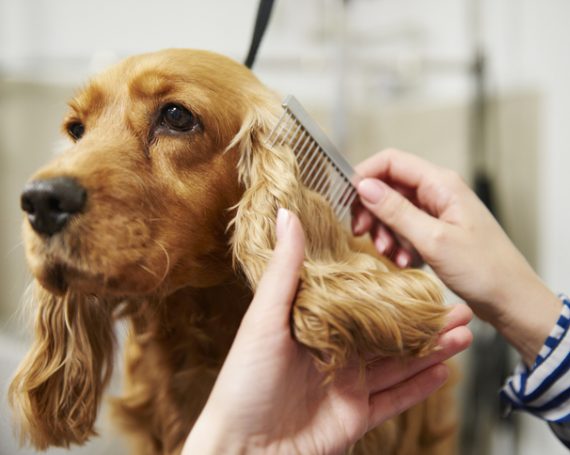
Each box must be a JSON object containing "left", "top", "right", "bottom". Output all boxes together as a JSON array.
[
  {"left": 67, "top": 122, "right": 85, "bottom": 140},
  {"left": 160, "top": 104, "right": 196, "bottom": 132}
]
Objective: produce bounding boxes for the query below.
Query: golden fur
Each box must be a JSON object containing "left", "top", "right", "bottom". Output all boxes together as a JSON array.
[{"left": 9, "top": 49, "right": 456, "bottom": 454}]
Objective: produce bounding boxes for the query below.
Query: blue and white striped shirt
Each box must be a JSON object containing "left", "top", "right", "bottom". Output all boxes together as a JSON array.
[{"left": 501, "top": 295, "right": 570, "bottom": 448}]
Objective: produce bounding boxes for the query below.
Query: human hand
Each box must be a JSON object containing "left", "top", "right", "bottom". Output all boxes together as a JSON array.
[
  {"left": 352, "top": 149, "right": 561, "bottom": 365},
  {"left": 182, "top": 208, "right": 473, "bottom": 455}
]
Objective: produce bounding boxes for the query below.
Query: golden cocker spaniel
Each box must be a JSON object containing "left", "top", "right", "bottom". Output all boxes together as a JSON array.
[{"left": 9, "top": 49, "right": 456, "bottom": 454}]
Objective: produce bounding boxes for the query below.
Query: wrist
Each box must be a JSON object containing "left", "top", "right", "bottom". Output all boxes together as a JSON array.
[
  {"left": 489, "top": 276, "right": 562, "bottom": 366},
  {"left": 182, "top": 407, "right": 249, "bottom": 455}
]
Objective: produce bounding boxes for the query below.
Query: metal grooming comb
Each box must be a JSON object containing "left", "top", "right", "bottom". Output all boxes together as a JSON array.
[{"left": 266, "top": 95, "right": 361, "bottom": 222}]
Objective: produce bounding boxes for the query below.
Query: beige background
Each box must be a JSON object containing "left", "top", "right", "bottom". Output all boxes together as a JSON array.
[{"left": 1, "top": 0, "right": 569, "bottom": 454}]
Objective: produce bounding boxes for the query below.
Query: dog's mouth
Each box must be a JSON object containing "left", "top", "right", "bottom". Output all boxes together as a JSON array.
[
  {"left": 25, "top": 213, "right": 163, "bottom": 296},
  {"left": 38, "top": 261, "right": 127, "bottom": 297},
  {"left": 26, "top": 232, "right": 86, "bottom": 295},
  {"left": 33, "top": 251, "right": 166, "bottom": 298}
]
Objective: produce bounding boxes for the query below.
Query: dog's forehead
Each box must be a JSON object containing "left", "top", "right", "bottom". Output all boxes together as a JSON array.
[{"left": 70, "top": 49, "right": 260, "bottom": 117}]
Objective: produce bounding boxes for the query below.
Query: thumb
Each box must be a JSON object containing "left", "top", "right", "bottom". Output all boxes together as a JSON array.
[
  {"left": 357, "top": 179, "right": 439, "bottom": 250},
  {"left": 248, "top": 208, "right": 305, "bottom": 318}
]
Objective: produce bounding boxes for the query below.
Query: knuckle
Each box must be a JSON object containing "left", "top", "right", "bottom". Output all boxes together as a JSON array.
[
  {"left": 442, "top": 169, "right": 465, "bottom": 191},
  {"left": 379, "top": 192, "right": 409, "bottom": 225},
  {"left": 381, "top": 147, "right": 403, "bottom": 160},
  {"left": 424, "top": 224, "right": 448, "bottom": 256}
]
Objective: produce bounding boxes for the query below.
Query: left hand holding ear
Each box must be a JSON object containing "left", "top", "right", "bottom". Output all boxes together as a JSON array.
[{"left": 182, "top": 209, "right": 472, "bottom": 455}]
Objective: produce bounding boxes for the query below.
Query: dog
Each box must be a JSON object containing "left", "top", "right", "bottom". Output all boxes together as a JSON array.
[{"left": 9, "top": 49, "right": 456, "bottom": 454}]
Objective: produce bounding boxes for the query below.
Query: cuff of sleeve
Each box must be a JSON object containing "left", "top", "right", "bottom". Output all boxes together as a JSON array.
[{"left": 500, "top": 295, "right": 570, "bottom": 423}]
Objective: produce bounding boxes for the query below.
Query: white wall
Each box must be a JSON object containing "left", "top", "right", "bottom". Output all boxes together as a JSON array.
[
  {"left": 519, "top": 1, "right": 570, "bottom": 292},
  {"left": 478, "top": 0, "right": 570, "bottom": 292}
]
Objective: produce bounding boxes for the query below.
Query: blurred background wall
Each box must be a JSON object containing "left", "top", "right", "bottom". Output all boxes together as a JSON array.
[{"left": 1, "top": 0, "right": 569, "bottom": 454}]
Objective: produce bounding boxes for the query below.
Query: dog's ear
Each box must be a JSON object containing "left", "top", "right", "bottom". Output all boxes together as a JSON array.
[
  {"left": 230, "top": 101, "right": 448, "bottom": 374},
  {"left": 8, "top": 285, "right": 115, "bottom": 449}
]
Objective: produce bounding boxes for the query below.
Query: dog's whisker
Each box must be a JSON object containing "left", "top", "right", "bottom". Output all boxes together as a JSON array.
[
  {"left": 138, "top": 264, "right": 161, "bottom": 280},
  {"left": 154, "top": 240, "right": 171, "bottom": 287},
  {"left": 6, "top": 240, "right": 25, "bottom": 257},
  {"left": 135, "top": 241, "right": 171, "bottom": 289}
]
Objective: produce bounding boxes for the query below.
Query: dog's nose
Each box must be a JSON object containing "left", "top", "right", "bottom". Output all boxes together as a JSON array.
[{"left": 20, "top": 177, "right": 87, "bottom": 236}]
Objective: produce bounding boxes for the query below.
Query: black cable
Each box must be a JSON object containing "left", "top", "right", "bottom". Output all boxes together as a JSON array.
[{"left": 244, "top": 0, "right": 276, "bottom": 69}]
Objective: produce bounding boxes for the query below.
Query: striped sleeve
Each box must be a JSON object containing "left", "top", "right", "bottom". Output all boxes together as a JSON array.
[{"left": 500, "top": 295, "right": 570, "bottom": 448}]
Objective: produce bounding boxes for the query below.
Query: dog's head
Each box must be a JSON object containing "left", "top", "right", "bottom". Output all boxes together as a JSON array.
[
  {"left": 10, "top": 49, "right": 447, "bottom": 450},
  {"left": 20, "top": 49, "right": 272, "bottom": 297}
]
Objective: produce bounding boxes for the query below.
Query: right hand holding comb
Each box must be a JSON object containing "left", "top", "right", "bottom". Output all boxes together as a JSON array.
[{"left": 352, "top": 148, "right": 561, "bottom": 366}]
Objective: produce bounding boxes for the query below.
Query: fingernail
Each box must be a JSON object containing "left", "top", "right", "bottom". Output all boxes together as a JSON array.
[
  {"left": 375, "top": 236, "right": 388, "bottom": 254},
  {"left": 396, "top": 252, "right": 410, "bottom": 268},
  {"left": 352, "top": 216, "right": 364, "bottom": 234},
  {"left": 358, "top": 179, "right": 386, "bottom": 204},
  {"left": 276, "top": 208, "right": 290, "bottom": 241}
]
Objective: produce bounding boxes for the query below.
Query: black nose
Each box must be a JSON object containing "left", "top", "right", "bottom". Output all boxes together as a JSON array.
[{"left": 21, "top": 177, "right": 87, "bottom": 236}]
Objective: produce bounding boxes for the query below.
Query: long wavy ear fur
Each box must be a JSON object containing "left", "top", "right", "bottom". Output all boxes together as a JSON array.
[
  {"left": 231, "top": 98, "right": 448, "bottom": 374},
  {"left": 8, "top": 285, "right": 115, "bottom": 449}
]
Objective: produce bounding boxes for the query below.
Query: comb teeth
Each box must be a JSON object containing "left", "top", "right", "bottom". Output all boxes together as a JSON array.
[{"left": 267, "top": 95, "right": 361, "bottom": 222}]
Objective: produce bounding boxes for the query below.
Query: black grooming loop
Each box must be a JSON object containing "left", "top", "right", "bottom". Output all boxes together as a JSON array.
[{"left": 244, "top": 0, "right": 276, "bottom": 69}]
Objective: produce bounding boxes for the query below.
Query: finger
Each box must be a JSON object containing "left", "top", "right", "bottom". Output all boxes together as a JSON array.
[
  {"left": 366, "top": 325, "right": 472, "bottom": 394},
  {"left": 351, "top": 203, "right": 374, "bottom": 236},
  {"left": 401, "top": 244, "right": 425, "bottom": 268},
  {"left": 353, "top": 179, "right": 423, "bottom": 242},
  {"left": 357, "top": 178, "right": 442, "bottom": 251},
  {"left": 392, "top": 182, "right": 420, "bottom": 207},
  {"left": 394, "top": 249, "right": 413, "bottom": 268},
  {"left": 441, "top": 303, "right": 473, "bottom": 333},
  {"left": 352, "top": 181, "right": 420, "bottom": 238},
  {"left": 248, "top": 209, "right": 305, "bottom": 321},
  {"left": 373, "top": 226, "right": 422, "bottom": 268},
  {"left": 368, "top": 363, "right": 449, "bottom": 430},
  {"left": 371, "top": 223, "right": 396, "bottom": 256},
  {"left": 355, "top": 149, "right": 441, "bottom": 190}
]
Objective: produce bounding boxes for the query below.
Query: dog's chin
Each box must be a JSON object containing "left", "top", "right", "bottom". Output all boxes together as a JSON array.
[{"left": 36, "top": 263, "right": 70, "bottom": 296}]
